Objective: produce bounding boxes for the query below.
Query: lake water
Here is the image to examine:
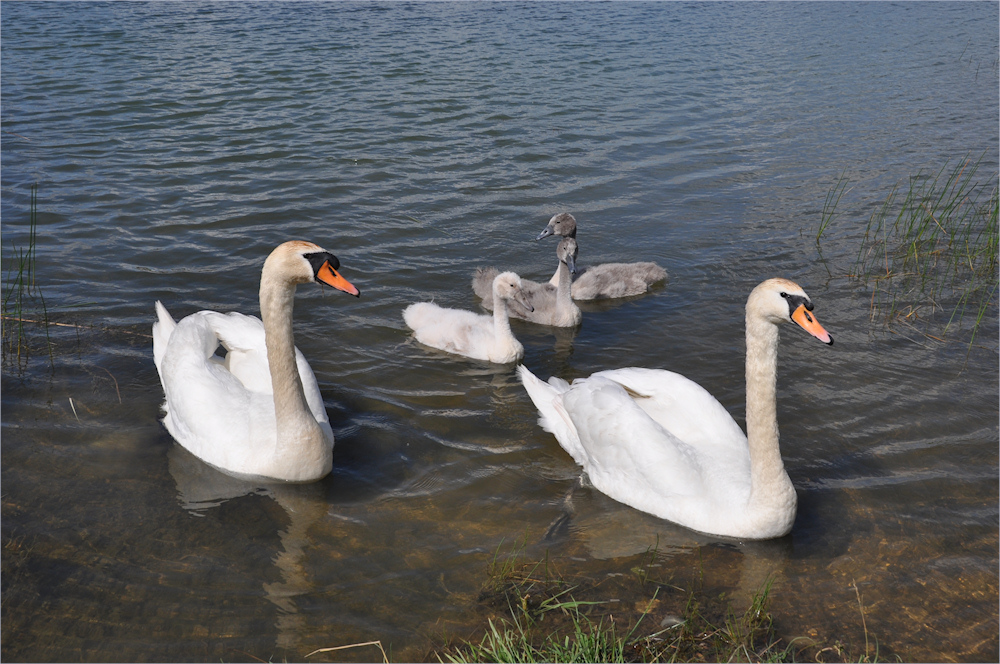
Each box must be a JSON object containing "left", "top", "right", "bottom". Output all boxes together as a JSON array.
[{"left": 2, "top": 2, "right": 997, "bottom": 662}]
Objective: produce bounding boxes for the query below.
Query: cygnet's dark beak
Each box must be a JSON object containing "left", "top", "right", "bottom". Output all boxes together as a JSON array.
[{"left": 535, "top": 224, "right": 555, "bottom": 241}]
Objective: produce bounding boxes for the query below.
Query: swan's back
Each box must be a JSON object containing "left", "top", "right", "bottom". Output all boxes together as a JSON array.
[
  {"left": 472, "top": 267, "right": 499, "bottom": 303},
  {"left": 404, "top": 301, "right": 503, "bottom": 361},
  {"left": 590, "top": 368, "right": 748, "bottom": 464},
  {"left": 157, "top": 312, "right": 259, "bottom": 461},
  {"left": 475, "top": 270, "right": 552, "bottom": 316},
  {"left": 519, "top": 365, "right": 753, "bottom": 531},
  {"left": 571, "top": 262, "right": 667, "bottom": 300},
  {"left": 407, "top": 272, "right": 527, "bottom": 363}
]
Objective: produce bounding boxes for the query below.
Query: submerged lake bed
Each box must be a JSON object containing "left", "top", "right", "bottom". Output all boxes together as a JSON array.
[{"left": 2, "top": 2, "right": 997, "bottom": 662}]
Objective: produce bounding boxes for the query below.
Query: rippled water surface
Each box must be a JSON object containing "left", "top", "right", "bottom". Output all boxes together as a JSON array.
[{"left": 2, "top": 2, "right": 998, "bottom": 662}]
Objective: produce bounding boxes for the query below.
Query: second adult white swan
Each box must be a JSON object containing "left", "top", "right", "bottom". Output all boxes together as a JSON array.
[
  {"left": 518, "top": 278, "right": 833, "bottom": 540},
  {"left": 152, "top": 241, "right": 360, "bottom": 483}
]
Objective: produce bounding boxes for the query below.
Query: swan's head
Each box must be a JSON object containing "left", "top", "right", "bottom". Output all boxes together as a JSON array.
[
  {"left": 557, "top": 237, "right": 578, "bottom": 274},
  {"left": 748, "top": 278, "right": 832, "bottom": 345},
  {"left": 265, "top": 241, "right": 361, "bottom": 297},
  {"left": 493, "top": 271, "right": 534, "bottom": 312},
  {"left": 536, "top": 212, "right": 577, "bottom": 240}
]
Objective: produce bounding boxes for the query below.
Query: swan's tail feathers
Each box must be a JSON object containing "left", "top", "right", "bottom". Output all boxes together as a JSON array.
[
  {"left": 517, "top": 365, "right": 586, "bottom": 465},
  {"left": 547, "top": 375, "right": 571, "bottom": 392},
  {"left": 402, "top": 301, "right": 442, "bottom": 333},
  {"left": 471, "top": 267, "right": 499, "bottom": 306},
  {"left": 152, "top": 301, "right": 177, "bottom": 373}
]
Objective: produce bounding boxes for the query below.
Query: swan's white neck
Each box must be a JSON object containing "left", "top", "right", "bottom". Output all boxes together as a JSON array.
[
  {"left": 259, "top": 271, "right": 331, "bottom": 480},
  {"left": 744, "top": 312, "right": 796, "bottom": 531}
]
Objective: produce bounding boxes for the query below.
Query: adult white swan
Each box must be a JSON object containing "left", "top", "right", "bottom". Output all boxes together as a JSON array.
[
  {"left": 518, "top": 278, "right": 833, "bottom": 539},
  {"left": 404, "top": 271, "right": 532, "bottom": 363},
  {"left": 152, "top": 241, "right": 360, "bottom": 483},
  {"left": 537, "top": 212, "right": 667, "bottom": 299}
]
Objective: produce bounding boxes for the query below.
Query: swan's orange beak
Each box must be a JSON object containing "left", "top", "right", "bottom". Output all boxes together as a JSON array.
[
  {"left": 316, "top": 261, "right": 360, "bottom": 297},
  {"left": 791, "top": 304, "right": 832, "bottom": 345}
]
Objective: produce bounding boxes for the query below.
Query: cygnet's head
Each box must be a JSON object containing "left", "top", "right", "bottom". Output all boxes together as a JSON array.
[
  {"left": 557, "top": 237, "right": 578, "bottom": 274},
  {"left": 747, "top": 278, "right": 832, "bottom": 345},
  {"left": 264, "top": 241, "right": 360, "bottom": 297},
  {"left": 536, "top": 212, "right": 577, "bottom": 240},
  {"left": 492, "top": 271, "right": 534, "bottom": 312}
]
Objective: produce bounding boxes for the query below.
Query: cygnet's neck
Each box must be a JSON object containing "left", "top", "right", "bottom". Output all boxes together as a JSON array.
[
  {"left": 553, "top": 259, "right": 581, "bottom": 326},
  {"left": 555, "top": 260, "right": 574, "bottom": 307},
  {"left": 492, "top": 291, "right": 515, "bottom": 340}
]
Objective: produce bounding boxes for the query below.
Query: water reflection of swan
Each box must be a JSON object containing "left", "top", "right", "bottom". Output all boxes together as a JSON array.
[
  {"left": 544, "top": 480, "right": 793, "bottom": 612},
  {"left": 403, "top": 272, "right": 533, "bottom": 363},
  {"left": 152, "top": 241, "right": 360, "bottom": 482},
  {"left": 472, "top": 237, "right": 582, "bottom": 327},
  {"left": 536, "top": 213, "right": 667, "bottom": 300},
  {"left": 168, "top": 445, "right": 327, "bottom": 653},
  {"left": 519, "top": 279, "right": 834, "bottom": 540}
]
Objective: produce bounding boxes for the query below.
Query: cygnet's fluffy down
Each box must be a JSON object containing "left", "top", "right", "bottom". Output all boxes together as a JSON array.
[
  {"left": 536, "top": 212, "right": 667, "bottom": 300},
  {"left": 404, "top": 271, "right": 532, "bottom": 363},
  {"left": 571, "top": 261, "right": 668, "bottom": 300},
  {"left": 472, "top": 237, "right": 582, "bottom": 327}
]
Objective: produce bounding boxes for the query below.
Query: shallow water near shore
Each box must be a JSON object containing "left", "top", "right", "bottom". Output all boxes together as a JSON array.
[{"left": 2, "top": 2, "right": 998, "bottom": 662}]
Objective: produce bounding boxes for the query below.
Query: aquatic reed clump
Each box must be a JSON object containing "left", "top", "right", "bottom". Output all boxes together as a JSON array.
[
  {"left": 2, "top": 184, "right": 52, "bottom": 370},
  {"left": 817, "top": 169, "right": 851, "bottom": 243},
  {"left": 851, "top": 155, "right": 998, "bottom": 346}
]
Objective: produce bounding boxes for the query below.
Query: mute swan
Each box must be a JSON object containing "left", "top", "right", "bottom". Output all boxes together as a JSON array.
[
  {"left": 152, "top": 241, "right": 361, "bottom": 483},
  {"left": 472, "top": 237, "right": 582, "bottom": 327},
  {"left": 537, "top": 212, "right": 667, "bottom": 300},
  {"left": 518, "top": 278, "right": 833, "bottom": 540},
  {"left": 404, "top": 271, "right": 533, "bottom": 363}
]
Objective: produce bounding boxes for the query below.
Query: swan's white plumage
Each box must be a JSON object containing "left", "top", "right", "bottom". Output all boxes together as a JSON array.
[
  {"left": 519, "top": 278, "right": 834, "bottom": 540},
  {"left": 153, "top": 241, "right": 359, "bottom": 483},
  {"left": 519, "top": 367, "right": 749, "bottom": 523},
  {"left": 405, "top": 271, "right": 530, "bottom": 363}
]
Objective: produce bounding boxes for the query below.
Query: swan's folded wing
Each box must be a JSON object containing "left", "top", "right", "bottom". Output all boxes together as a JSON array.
[
  {"left": 562, "top": 376, "right": 708, "bottom": 503},
  {"left": 406, "top": 302, "right": 493, "bottom": 359},
  {"left": 198, "top": 311, "right": 327, "bottom": 424},
  {"left": 199, "top": 311, "right": 272, "bottom": 393},
  {"left": 516, "top": 279, "right": 557, "bottom": 318},
  {"left": 159, "top": 314, "right": 254, "bottom": 449},
  {"left": 472, "top": 267, "right": 499, "bottom": 306},
  {"left": 570, "top": 262, "right": 666, "bottom": 300},
  {"left": 293, "top": 347, "right": 329, "bottom": 425},
  {"left": 593, "top": 367, "right": 749, "bottom": 464}
]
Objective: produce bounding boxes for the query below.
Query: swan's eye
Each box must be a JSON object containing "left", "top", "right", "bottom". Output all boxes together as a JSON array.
[{"left": 780, "top": 292, "right": 788, "bottom": 299}]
